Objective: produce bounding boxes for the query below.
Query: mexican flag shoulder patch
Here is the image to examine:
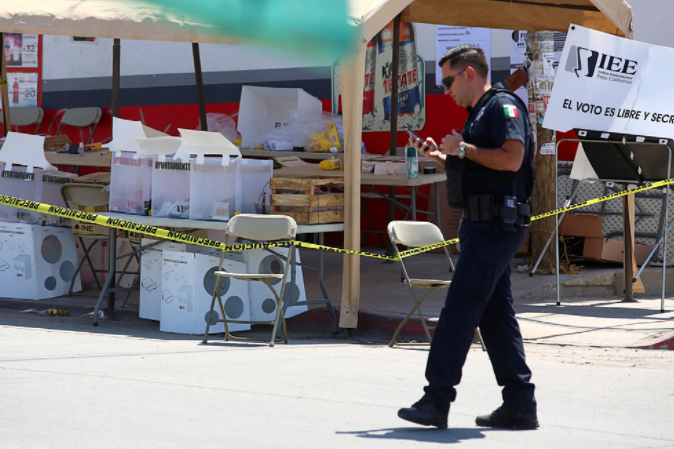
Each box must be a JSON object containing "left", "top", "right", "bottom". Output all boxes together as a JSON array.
[{"left": 503, "top": 104, "right": 519, "bottom": 118}]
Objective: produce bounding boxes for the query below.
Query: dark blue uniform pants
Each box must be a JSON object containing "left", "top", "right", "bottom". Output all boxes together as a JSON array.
[{"left": 423, "top": 220, "right": 536, "bottom": 413}]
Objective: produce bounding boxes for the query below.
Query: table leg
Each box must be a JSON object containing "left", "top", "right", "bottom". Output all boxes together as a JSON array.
[
  {"left": 94, "top": 227, "right": 117, "bottom": 326},
  {"left": 435, "top": 182, "right": 441, "bottom": 227},
  {"left": 411, "top": 186, "right": 417, "bottom": 221},
  {"left": 319, "top": 233, "right": 338, "bottom": 333}
]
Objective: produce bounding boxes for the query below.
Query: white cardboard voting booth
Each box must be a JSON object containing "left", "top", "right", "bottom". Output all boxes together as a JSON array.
[
  {"left": 245, "top": 247, "right": 307, "bottom": 321},
  {"left": 0, "top": 132, "right": 82, "bottom": 300},
  {"left": 160, "top": 250, "right": 251, "bottom": 335},
  {"left": 237, "top": 86, "right": 322, "bottom": 148},
  {"left": 0, "top": 223, "right": 82, "bottom": 300}
]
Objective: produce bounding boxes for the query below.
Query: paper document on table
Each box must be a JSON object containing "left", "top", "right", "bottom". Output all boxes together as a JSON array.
[{"left": 275, "top": 156, "right": 311, "bottom": 167}]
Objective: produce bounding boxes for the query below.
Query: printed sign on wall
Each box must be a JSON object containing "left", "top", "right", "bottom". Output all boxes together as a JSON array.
[
  {"left": 332, "top": 21, "right": 426, "bottom": 132},
  {"left": 3, "top": 33, "right": 39, "bottom": 68},
  {"left": 0, "top": 73, "right": 39, "bottom": 108},
  {"left": 435, "top": 26, "right": 491, "bottom": 85}
]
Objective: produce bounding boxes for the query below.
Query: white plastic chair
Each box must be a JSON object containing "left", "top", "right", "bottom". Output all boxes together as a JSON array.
[
  {"left": 387, "top": 220, "right": 486, "bottom": 349},
  {"left": 202, "top": 214, "right": 298, "bottom": 347}
]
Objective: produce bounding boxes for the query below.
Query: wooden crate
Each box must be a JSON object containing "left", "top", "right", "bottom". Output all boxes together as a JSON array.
[{"left": 270, "top": 177, "right": 344, "bottom": 224}]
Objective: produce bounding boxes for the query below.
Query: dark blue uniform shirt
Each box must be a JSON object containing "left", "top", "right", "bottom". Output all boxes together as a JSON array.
[{"left": 445, "top": 83, "right": 532, "bottom": 206}]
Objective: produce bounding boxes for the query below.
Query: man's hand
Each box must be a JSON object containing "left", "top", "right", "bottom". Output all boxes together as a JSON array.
[
  {"left": 409, "top": 136, "right": 442, "bottom": 159},
  {"left": 440, "top": 130, "right": 464, "bottom": 156}
]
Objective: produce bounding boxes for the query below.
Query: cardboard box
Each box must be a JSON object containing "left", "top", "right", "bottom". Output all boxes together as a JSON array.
[
  {"left": 237, "top": 86, "right": 322, "bottom": 148},
  {"left": 0, "top": 223, "right": 82, "bottom": 300},
  {"left": 583, "top": 237, "right": 653, "bottom": 265},
  {"left": 559, "top": 214, "right": 603, "bottom": 238}
]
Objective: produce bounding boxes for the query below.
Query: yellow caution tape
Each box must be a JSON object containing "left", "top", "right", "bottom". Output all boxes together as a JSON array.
[
  {"left": 397, "top": 178, "right": 674, "bottom": 259},
  {"left": 1, "top": 177, "right": 673, "bottom": 261}
]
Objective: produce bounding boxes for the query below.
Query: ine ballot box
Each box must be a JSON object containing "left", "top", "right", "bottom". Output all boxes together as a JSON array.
[
  {"left": 0, "top": 223, "right": 82, "bottom": 300},
  {"left": 189, "top": 157, "right": 240, "bottom": 221},
  {"left": 152, "top": 156, "right": 191, "bottom": 218},
  {"left": 38, "top": 171, "right": 78, "bottom": 226},
  {"left": 0, "top": 166, "right": 41, "bottom": 224},
  {"left": 109, "top": 152, "right": 154, "bottom": 215},
  {"left": 238, "top": 159, "right": 273, "bottom": 214}
]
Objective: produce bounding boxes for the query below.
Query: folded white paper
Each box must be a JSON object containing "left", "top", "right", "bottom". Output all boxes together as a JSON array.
[{"left": 0, "top": 132, "right": 55, "bottom": 171}]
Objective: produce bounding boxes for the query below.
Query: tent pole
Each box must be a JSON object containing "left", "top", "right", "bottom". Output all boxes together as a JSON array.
[
  {"left": 0, "top": 33, "right": 12, "bottom": 135},
  {"left": 192, "top": 43, "right": 208, "bottom": 131},
  {"left": 108, "top": 37, "right": 121, "bottom": 320},
  {"left": 388, "top": 15, "right": 401, "bottom": 156},
  {"left": 339, "top": 44, "right": 366, "bottom": 330},
  {"left": 112, "top": 38, "right": 121, "bottom": 118}
]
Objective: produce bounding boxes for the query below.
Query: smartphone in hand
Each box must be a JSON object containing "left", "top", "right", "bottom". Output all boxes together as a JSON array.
[{"left": 404, "top": 125, "right": 429, "bottom": 152}]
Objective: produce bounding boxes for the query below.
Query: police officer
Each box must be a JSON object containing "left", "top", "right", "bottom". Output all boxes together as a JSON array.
[{"left": 398, "top": 45, "right": 538, "bottom": 430}]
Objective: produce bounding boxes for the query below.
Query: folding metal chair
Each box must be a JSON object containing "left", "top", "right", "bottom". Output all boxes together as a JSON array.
[
  {"left": 202, "top": 214, "right": 297, "bottom": 347},
  {"left": 387, "top": 220, "right": 486, "bottom": 350},
  {"left": 0, "top": 107, "right": 44, "bottom": 134},
  {"left": 56, "top": 107, "right": 102, "bottom": 144}
]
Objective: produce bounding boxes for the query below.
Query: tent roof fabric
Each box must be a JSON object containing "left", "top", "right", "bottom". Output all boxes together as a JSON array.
[
  {"left": 0, "top": 0, "right": 631, "bottom": 44},
  {"left": 402, "top": 0, "right": 631, "bottom": 37}
]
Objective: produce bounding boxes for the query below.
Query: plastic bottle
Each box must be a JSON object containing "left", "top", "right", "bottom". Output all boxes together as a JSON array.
[
  {"left": 406, "top": 146, "right": 418, "bottom": 179},
  {"left": 12, "top": 79, "right": 19, "bottom": 104}
]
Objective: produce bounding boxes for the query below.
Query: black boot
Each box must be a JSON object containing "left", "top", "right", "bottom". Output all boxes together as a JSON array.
[
  {"left": 475, "top": 404, "right": 539, "bottom": 430},
  {"left": 398, "top": 400, "right": 448, "bottom": 429}
]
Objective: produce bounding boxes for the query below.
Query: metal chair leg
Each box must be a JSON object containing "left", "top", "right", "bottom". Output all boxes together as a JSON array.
[
  {"left": 389, "top": 287, "right": 438, "bottom": 347},
  {"left": 475, "top": 328, "right": 487, "bottom": 351},
  {"left": 202, "top": 277, "right": 221, "bottom": 344},
  {"left": 216, "top": 293, "right": 230, "bottom": 342},
  {"left": 269, "top": 284, "right": 286, "bottom": 347}
]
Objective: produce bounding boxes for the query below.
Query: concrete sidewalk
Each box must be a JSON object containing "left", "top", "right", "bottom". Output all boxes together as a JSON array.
[{"left": 1, "top": 247, "right": 673, "bottom": 349}]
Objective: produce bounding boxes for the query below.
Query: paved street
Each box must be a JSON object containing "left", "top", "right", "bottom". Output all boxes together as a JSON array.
[{"left": 1, "top": 311, "right": 674, "bottom": 449}]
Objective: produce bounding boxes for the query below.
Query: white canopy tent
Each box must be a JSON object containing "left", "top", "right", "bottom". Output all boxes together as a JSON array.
[{"left": 0, "top": 0, "right": 632, "bottom": 329}]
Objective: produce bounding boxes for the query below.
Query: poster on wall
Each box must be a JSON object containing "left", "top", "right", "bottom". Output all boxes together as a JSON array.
[
  {"left": 0, "top": 73, "right": 39, "bottom": 108},
  {"left": 3, "top": 33, "right": 39, "bottom": 68},
  {"left": 435, "top": 26, "right": 491, "bottom": 86},
  {"left": 331, "top": 21, "right": 426, "bottom": 132},
  {"left": 509, "top": 31, "right": 529, "bottom": 106}
]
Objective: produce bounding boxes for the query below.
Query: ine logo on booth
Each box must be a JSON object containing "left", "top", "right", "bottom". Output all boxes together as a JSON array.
[{"left": 565, "top": 46, "right": 639, "bottom": 85}]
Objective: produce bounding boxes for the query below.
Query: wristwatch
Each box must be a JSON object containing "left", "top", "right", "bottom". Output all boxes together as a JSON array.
[{"left": 456, "top": 143, "right": 467, "bottom": 159}]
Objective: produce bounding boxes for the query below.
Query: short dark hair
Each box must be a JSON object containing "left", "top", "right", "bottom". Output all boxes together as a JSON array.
[{"left": 438, "top": 45, "right": 489, "bottom": 78}]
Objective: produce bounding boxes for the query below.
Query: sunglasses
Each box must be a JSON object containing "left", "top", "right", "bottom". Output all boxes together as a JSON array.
[{"left": 441, "top": 66, "right": 468, "bottom": 89}]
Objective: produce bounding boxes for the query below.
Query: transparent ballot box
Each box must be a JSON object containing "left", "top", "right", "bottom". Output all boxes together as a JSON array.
[
  {"left": 238, "top": 158, "right": 273, "bottom": 214},
  {"left": 189, "top": 157, "right": 240, "bottom": 221},
  {"left": 109, "top": 152, "right": 154, "bottom": 215},
  {"left": 151, "top": 156, "right": 191, "bottom": 218},
  {"left": 0, "top": 166, "right": 41, "bottom": 224}
]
